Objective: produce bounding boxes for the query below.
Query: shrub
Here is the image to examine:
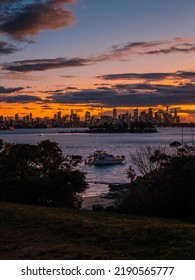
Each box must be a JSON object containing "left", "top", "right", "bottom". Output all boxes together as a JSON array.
[
  {"left": 0, "top": 140, "right": 87, "bottom": 208},
  {"left": 119, "top": 145, "right": 195, "bottom": 220}
]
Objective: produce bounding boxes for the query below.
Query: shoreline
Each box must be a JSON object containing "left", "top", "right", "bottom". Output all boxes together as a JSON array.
[
  {"left": 58, "top": 129, "right": 157, "bottom": 134},
  {"left": 81, "top": 183, "right": 130, "bottom": 210},
  {"left": 81, "top": 195, "right": 116, "bottom": 210}
]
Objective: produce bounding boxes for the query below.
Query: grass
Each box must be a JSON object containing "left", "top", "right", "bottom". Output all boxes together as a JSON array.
[{"left": 0, "top": 202, "right": 195, "bottom": 259}]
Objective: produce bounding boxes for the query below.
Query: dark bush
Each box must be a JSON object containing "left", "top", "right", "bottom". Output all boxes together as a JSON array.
[
  {"left": 119, "top": 145, "right": 195, "bottom": 220},
  {"left": 0, "top": 140, "right": 87, "bottom": 208}
]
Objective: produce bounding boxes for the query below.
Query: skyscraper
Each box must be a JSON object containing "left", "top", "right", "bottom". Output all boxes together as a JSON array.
[
  {"left": 15, "top": 113, "right": 19, "bottom": 122},
  {"left": 57, "top": 111, "right": 61, "bottom": 120},
  {"left": 113, "top": 108, "right": 117, "bottom": 119},
  {"left": 148, "top": 108, "right": 153, "bottom": 122},
  {"left": 134, "top": 108, "right": 139, "bottom": 122},
  {"left": 70, "top": 109, "right": 74, "bottom": 121},
  {"left": 29, "top": 112, "right": 33, "bottom": 124},
  {"left": 85, "top": 111, "right": 90, "bottom": 121}
]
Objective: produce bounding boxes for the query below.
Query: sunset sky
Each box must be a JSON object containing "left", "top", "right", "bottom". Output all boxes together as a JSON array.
[{"left": 1, "top": 0, "right": 195, "bottom": 121}]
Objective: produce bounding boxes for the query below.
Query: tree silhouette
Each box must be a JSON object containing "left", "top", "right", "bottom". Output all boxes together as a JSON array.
[
  {"left": 0, "top": 140, "right": 87, "bottom": 208},
  {"left": 119, "top": 145, "right": 195, "bottom": 220}
]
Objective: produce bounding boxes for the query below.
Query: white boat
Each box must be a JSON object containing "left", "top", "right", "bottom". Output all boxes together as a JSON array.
[{"left": 87, "top": 150, "right": 125, "bottom": 165}]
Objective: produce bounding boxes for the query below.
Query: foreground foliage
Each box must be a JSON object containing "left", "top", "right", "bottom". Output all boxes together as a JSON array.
[
  {"left": 0, "top": 139, "right": 87, "bottom": 208},
  {"left": 122, "top": 145, "right": 195, "bottom": 220},
  {"left": 0, "top": 202, "right": 195, "bottom": 260}
]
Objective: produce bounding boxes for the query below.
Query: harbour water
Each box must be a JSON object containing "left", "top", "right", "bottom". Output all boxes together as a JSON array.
[{"left": 0, "top": 127, "right": 194, "bottom": 197}]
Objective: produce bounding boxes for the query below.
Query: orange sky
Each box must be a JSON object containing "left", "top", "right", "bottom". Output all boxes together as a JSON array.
[{"left": 1, "top": 0, "right": 195, "bottom": 122}]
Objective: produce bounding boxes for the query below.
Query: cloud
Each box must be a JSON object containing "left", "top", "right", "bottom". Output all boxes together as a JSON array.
[
  {"left": 112, "top": 41, "right": 162, "bottom": 55},
  {"left": 45, "top": 82, "right": 195, "bottom": 107},
  {"left": 2, "top": 37, "right": 195, "bottom": 73},
  {"left": 88, "top": 41, "right": 162, "bottom": 62},
  {"left": 0, "top": 85, "right": 24, "bottom": 94},
  {"left": 0, "top": 94, "right": 42, "bottom": 103},
  {"left": 98, "top": 71, "right": 195, "bottom": 82},
  {"left": 0, "top": 40, "right": 18, "bottom": 55},
  {"left": 145, "top": 45, "right": 195, "bottom": 55},
  {"left": 65, "top": 86, "right": 79, "bottom": 90},
  {"left": 0, "top": 0, "right": 77, "bottom": 41},
  {"left": 1, "top": 82, "right": 194, "bottom": 108},
  {"left": 91, "top": 39, "right": 195, "bottom": 62},
  {"left": 60, "top": 75, "right": 77, "bottom": 78},
  {"left": 0, "top": 71, "right": 43, "bottom": 81},
  {"left": 98, "top": 72, "right": 170, "bottom": 81},
  {"left": 41, "top": 104, "right": 53, "bottom": 110},
  {"left": 2, "top": 57, "right": 92, "bottom": 72},
  {"left": 22, "top": 106, "right": 34, "bottom": 110}
]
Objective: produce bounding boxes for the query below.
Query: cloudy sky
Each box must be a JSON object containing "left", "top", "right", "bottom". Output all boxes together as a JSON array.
[{"left": 1, "top": 0, "right": 195, "bottom": 121}]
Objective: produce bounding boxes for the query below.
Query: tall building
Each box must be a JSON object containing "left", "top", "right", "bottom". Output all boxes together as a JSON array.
[
  {"left": 29, "top": 112, "right": 33, "bottom": 124},
  {"left": 148, "top": 108, "right": 153, "bottom": 122},
  {"left": 57, "top": 111, "right": 61, "bottom": 120},
  {"left": 70, "top": 109, "right": 74, "bottom": 121},
  {"left": 122, "top": 112, "right": 129, "bottom": 122},
  {"left": 140, "top": 110, "right": 146, "bottom": 122},
  {"left": 15, "top": 113, "right": 19, "bottom": 122},
  {"left": 113, "top": 108, "right": 117, "bottom": 120},
  {"left": 85, "top": 111, "right": 90, "bottom": 121},
  {"left": 134, "top": 108, "right": 139, "bottom": 122},
  {"left": 155, "top": 110, "right": 163, "bottom": 124},
  {"left": 100, "top": 107, "right": 103, "bottom": 120},
  {"left": 174, "top": 108, "right": 177, "bottom": 117},
  {"left": 173, "top": 108, "right": 180, "bottom": 124}
]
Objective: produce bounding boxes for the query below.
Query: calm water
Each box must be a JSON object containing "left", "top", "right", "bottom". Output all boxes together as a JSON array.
[{"left": 0, "top": 127, "right": 194, "bottom": 196}]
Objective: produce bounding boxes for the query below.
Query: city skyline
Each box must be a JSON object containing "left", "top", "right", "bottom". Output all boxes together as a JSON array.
[
  {"left": 1, "top": 1, "right": 195, "bottom": 121},
  {"left": 0, "top": 106, "right": 180, "bottom": 128},
  {"left": 1, "top": 105, "right": 179, "bottom": 119}
]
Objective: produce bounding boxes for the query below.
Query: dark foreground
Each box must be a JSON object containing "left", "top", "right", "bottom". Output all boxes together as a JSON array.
[{"left": 0, "top": 203, "right": 195, "bottom": 260}]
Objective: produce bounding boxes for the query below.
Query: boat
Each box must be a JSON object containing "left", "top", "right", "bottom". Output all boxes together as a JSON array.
[{"left": 87, "top": 150, "right": 125, "bottom": 165}]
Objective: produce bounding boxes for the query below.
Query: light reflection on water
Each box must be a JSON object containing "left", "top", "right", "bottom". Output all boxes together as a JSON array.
[{"left": 0, "top": 127, "right": 194, "bottom": 196}]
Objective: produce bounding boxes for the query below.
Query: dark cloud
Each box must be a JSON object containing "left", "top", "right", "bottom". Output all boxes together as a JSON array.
[
  {"left": 98, "top": 71, "right": 195, "bottom": 82},
  {"left": 45, "top": 82, "right": 195, "bottom": 107},
  {"left": 0, "top": 94, "right": 42, "bottom": 103},
  {"left": 89, "top": 41, "right": 163, "bottom": 62},
  {"left": 0, "top": 0, "right": 77, "bottom": 41},
  {"left": 112, "top": 41, "right": 162, "bottom": 54},
  {"left": 0, "top": 85, "right": 24, "bottom": 94},
  {"left": 146, "top": 45, "right": 195, "bottom": 55},
  {"left": 0, "top": 40, "right": 166, "bottom": 72},
  {"left": 65, "top": 86, "right": 79, "bottom": 90},
  {"left": 22, "top": 106, "right": 34, "bottom": 110},
  {"left": 91, "top": 39, "right": 195, "bottom": 62},
  {"left": 2, "top": 57, "right": 92, "bottom": 72},
  {"left": 2, "top": 38, "right": 195, "bottom": 73},
  {"left": 0, "top": 40, "right": 18, "bottom": 55},
  {"left": 0, "top": 71, "right": 42, "bottom": 81},
  {"left": 176, "top": 71, "right": 195, "bottom": 79},
  {"left": 111, "top": 40, "right": 195, "bottom": 57},
  {"left": 60, "top": 75, "right": 77, "bottom": 78},
  {"left": 98, "top": 73, "right": 170, "bottom": 81},
  {"left": 41, "top": 104, "right": 53, "bottom": 110}
]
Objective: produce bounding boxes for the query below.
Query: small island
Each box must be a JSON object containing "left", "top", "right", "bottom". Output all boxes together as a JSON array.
[
  {"left": 58, "top": 121, "right": 157, "bottom": 134},
  {"left": 88, "top": 121, "right": 157, "bottom": 133}
]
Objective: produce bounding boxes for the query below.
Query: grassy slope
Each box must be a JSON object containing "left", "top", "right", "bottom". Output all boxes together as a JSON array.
[{"left": 0, "top": 202, "right": 195, "bottom": 260}]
